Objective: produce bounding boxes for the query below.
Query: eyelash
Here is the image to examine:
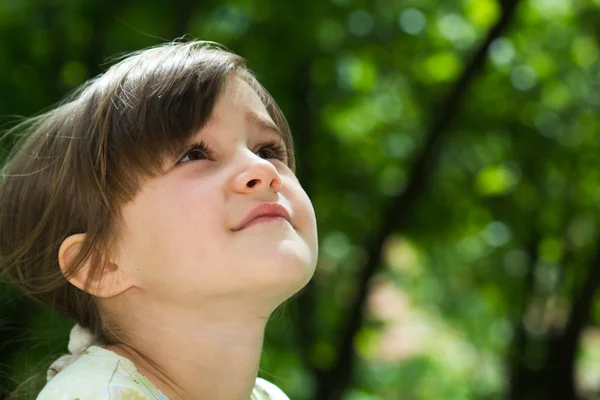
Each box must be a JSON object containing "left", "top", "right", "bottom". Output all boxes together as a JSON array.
[{"left": 177, "top": 140, "right": 288, "bottom": 165}]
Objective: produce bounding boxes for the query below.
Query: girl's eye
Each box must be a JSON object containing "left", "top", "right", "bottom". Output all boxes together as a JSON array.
[
  {"left": 177, "top": 140, "right": 288, "bottom": 165},
  {"left": 177, "top": 141, "right": 213, "bottom": 164},
  {"left": 256, "top": 140, "right": 288, "bottom": 163}
]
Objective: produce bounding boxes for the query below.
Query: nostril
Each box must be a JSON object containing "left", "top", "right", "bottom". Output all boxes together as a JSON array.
[{"left": 247, "top": 179, "right": 260, "bottom": 188}]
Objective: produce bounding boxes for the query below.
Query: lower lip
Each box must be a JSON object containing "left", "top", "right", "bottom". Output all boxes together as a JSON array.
[{"left": 241, "top": 215, "right": 288, "bottom": 230}]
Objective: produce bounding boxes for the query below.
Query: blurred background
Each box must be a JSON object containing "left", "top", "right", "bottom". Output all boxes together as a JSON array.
[{"left": 0, "top": 0, "right": 599, "bottom": 399}]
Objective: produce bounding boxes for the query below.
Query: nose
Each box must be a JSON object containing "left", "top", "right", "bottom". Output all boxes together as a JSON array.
[{"left": 232, "top": 151, "right": 283, "bottom": 194}]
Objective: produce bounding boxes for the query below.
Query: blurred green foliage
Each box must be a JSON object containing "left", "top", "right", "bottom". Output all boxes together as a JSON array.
[{"left": 0, "top": 0, "right": 599, "bottom": 399}]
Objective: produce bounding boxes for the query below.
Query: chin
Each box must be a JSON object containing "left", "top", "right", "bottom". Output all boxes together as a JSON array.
[
  {"left": 232, "top": 230, "right": 317, "bottom": 289},
  {"left": 252, "top": 248, "right": 315, "bottom": 293}
]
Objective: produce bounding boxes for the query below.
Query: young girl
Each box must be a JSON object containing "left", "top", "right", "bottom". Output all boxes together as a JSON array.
[{"left": 0, "top": 41, "right": 318, "bottom": 399}]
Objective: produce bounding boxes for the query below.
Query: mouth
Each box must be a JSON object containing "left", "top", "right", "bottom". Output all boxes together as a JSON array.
[
  {"left": 233, "top": 202, "right": 292, "bottom": 231},
  {"left": 238, "top": 215, "right": 289, "bottom": 230}
]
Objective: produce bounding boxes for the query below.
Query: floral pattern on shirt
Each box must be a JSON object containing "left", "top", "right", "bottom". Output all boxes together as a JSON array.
[{"left": 37, "top": 345, "right": 290, "bottom": 400}]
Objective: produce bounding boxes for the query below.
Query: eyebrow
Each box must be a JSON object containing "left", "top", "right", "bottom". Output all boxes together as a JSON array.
[{"left": 245, "top": 110, "right": 284, "bottom": 140}]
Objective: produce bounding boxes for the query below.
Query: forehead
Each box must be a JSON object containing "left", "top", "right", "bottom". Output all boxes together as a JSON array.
[
  {"left": 221, "top": 76, "right": 265, "bottom": 109},
  {"left": 203, "top": 77, "right": 282, "bottom": 138}
]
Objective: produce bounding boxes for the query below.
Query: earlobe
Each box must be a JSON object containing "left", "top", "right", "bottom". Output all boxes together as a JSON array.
[{"left": 58, "top": 234, "right": 133, "bottom": 298}]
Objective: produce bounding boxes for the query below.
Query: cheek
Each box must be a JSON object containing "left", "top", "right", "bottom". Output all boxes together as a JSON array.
[
  {"left": 287, "top": 178, "right": 318, "bottom": 252},
  {"left": 159, "top": 194, "right": 223, "bottom": 262},
  {"left": 122, "top": 184, "right": 224, "bottom": 281}
]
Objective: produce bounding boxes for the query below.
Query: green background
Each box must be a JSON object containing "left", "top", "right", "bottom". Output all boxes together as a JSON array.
[{"left": 0, "top": 0, "right": 599, "bottom": 399}]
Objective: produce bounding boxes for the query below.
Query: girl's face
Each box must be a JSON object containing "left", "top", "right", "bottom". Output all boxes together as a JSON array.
[{"left": 114, "top": 76, "right": 318, "bottom": 311}]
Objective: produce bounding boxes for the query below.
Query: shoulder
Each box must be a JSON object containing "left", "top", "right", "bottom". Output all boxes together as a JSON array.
[
  {"left": 252, "top": 377, "right": 291, "bottom": 400},
  {"left": 37, "top": 346, "right": 165, "bottom": 400}
]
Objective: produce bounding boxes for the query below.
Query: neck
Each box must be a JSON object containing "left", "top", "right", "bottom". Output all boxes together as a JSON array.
[{"left": 104, "top": 299, "right": 270, "bottom": 400}]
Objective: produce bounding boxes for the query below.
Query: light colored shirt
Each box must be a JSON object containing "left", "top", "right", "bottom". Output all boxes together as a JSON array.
[{"left": 37, "top": 345, "right": 290, "bottom": 399}]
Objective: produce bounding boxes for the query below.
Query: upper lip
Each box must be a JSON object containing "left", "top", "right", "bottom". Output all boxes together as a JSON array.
[{"left": 233, "top": 202, "right": 292, "bottom": 231}]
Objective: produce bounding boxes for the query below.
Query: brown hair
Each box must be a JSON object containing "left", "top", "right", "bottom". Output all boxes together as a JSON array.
[{"left": 0, "top": 40, "right": 295, "bottom": 395}]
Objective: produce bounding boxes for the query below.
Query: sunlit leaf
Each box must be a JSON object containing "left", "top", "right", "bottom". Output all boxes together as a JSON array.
[{"left": 475, "top": 164, "right": 520, "bottom": 196}]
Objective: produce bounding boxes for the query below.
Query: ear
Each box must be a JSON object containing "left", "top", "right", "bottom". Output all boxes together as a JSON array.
[{"left": 58, "top": 233, "right": 134, "bottom": 298}]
